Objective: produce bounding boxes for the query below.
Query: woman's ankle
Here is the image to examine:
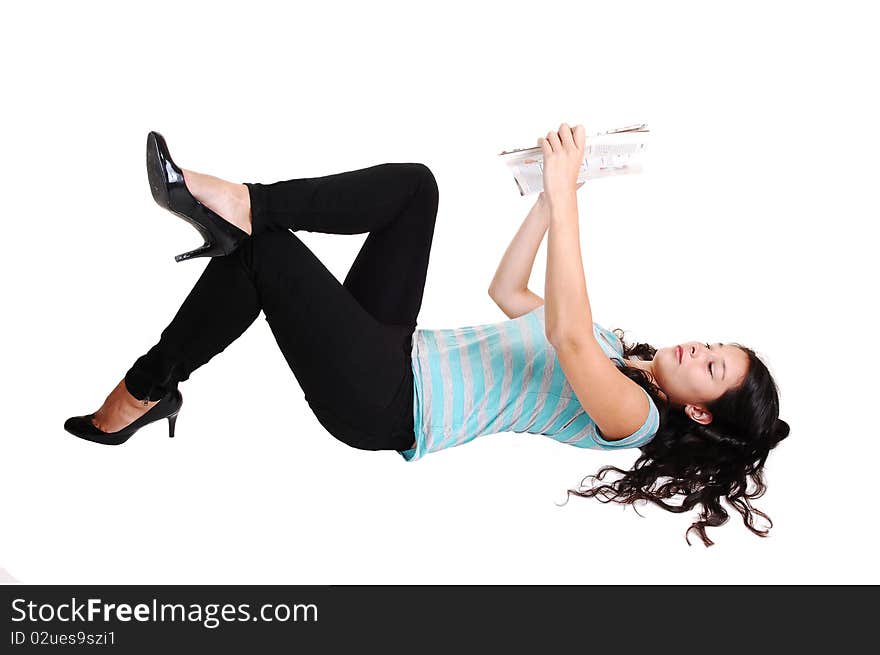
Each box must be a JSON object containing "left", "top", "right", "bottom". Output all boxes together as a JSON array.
[
  {"left": 182, "top": 169, "right": 252, "bottom": 235},
  {"left": 120, "top": 378, "right": 157, "bottom": 408},
  {"left": 233, "top": 183, "right": 253, "bottom": 235}
]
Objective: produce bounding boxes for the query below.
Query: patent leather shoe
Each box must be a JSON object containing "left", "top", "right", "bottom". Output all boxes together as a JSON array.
[
  {"left": 64, "top": 389, "right": 183, "bottom": 445},
  {"left": 146, "top": 131, "right": 249, "bottom": 262}
]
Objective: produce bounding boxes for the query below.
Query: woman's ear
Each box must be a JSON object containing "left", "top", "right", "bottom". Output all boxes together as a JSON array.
[{"left": 685, "top": 405, "right": 713, "bottom": 425}]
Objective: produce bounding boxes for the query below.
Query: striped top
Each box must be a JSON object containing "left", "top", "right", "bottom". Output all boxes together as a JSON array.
[{"left": 398, "top": 305, "right": 660, "bottom": 461}]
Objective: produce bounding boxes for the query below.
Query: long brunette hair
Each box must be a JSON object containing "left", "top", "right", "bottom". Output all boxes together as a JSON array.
[{"left": 565, "top": 330, "right": 790, "bottom": 546}]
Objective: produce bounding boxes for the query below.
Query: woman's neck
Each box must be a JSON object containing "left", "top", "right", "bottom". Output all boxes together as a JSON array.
[{"left": 622, "top": 358, "right": 668, "bottom": 403}]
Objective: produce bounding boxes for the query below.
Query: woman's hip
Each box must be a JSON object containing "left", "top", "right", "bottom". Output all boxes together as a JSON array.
[{"left": 307, "top": 361, "right": 415, "bottom": 452}]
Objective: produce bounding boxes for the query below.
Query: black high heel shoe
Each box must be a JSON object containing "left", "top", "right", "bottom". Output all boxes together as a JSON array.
[
  {"left": 146, "top": 131, "right": 249, "bottom": 262},
  {"left": 63, "top": 389, "right": 183, "bottom": 446}
]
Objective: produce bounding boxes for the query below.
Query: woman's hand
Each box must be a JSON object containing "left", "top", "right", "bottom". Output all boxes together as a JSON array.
[{"left": 538, "top": 123, "right": 586, "bottom": 203}]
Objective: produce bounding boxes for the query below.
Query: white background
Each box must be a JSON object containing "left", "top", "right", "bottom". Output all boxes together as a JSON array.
[{"left": 1, "top": 1, "right": 877, "bottom": 584}]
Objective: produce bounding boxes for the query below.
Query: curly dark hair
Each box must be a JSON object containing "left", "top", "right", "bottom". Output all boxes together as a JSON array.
[{"left": 564, "top": 329, "right": 790, "bottom": 546}]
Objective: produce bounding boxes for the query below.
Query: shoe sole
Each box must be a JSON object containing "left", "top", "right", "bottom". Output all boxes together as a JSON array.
[
  {"left": 146, "top": 132, "right": 214, "bottom": 253},
  {"left": 146, "top": 132, "right": 172, "bottom": 210}
]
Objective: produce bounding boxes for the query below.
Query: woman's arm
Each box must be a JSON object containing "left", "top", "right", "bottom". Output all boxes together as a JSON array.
[
  {"left": 487, "top": 193, "right": 549, "bottom": 319},
  {"left": 538, "top": 124, "right": 595, "bottom": 343},
  {"left": 544, "top": 191, "right": 593, "bottom": 343},
  {"left": 541, "top": 123, "right": 651, "bottom": 440}
]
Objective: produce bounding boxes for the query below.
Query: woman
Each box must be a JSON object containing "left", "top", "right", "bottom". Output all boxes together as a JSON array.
[{"left": 64, "top": 124, "right": 789, "bottom": 546}]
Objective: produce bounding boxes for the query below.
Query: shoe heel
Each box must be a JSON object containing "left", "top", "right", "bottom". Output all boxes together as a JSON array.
[
  {"left": 175, "top": 241, "right": 226, "bottom": 262},
  {"left": 167, "top": 413, "right": 179, "bottom": 438}
]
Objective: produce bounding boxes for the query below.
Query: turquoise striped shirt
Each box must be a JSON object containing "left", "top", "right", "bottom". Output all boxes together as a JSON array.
[{"left": 398, "top": 304, "right": 659, "bottom": 461}]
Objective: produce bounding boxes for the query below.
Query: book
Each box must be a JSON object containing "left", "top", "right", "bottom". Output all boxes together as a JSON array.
[{"left": 498, "top": 123, "right": 649, "bottom": 196}]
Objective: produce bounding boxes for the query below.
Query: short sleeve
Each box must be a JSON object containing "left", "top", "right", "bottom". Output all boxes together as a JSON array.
[
  {"left": 588, "top": 386, "right": 659, "bottom": 449},
  {"left": 593, "top": 324, "right": 624, "bottom": 363}
]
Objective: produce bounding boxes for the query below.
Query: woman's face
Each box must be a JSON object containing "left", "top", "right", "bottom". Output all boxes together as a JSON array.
[{"left": 653, "top": 341, "right": 749, "bottom": 411}]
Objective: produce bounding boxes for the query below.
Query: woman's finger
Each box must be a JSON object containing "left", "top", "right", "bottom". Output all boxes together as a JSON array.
[
  {"left": 558, "top": 123, "right": 575, "bottom": 149},
  {"left": 546, "top": 129, "right": 561, "bottom": 151},
  {"left": 539, "top": 137, "right": 551, "bottom": 157}
]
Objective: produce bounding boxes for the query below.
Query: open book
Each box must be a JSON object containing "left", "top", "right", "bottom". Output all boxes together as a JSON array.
[{"left": 498, "top": 123, "right": 649, "bottom": 196}]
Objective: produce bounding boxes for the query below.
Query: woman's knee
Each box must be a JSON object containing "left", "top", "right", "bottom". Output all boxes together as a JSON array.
[
  {"left": 235, "top": 230, "right": 304, "bottom": 278},
  {"left": 413, "top": 163, "right": 438, "bottom": 198},
  {"left": 409, "top": 163, "right": 439, "bottom": 221}
]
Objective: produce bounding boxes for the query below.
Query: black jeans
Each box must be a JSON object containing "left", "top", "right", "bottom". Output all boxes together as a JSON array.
[{"left": 123, "top": 162, "right": 439, "bottom": 451}]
